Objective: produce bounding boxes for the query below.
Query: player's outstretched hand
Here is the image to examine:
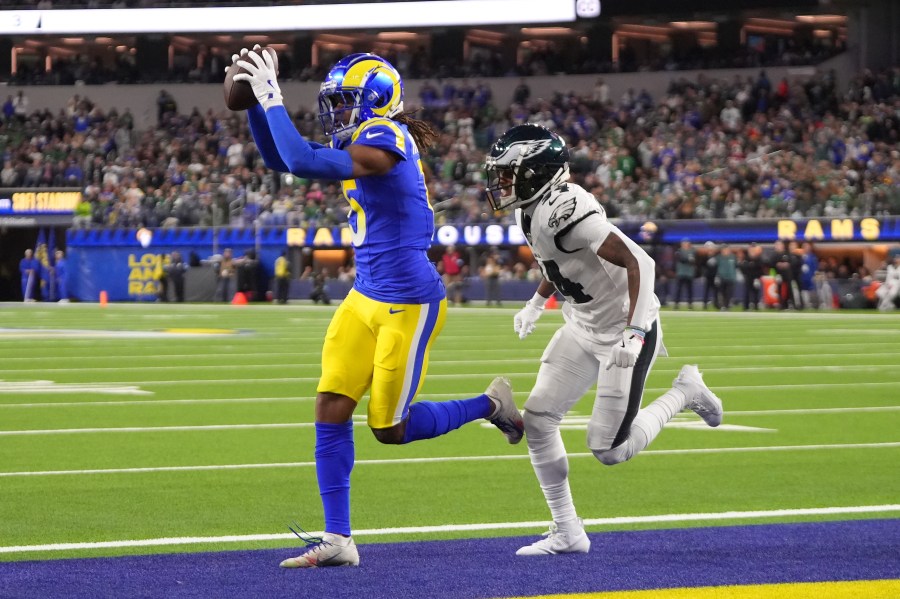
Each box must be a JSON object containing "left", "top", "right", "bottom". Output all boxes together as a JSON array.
[
  {"left": 604, "top": 327, "right": 645, "bottom": 369},
  {"left": 514, "top": 300, "right": 544, "bottom": 340},
  {"left": 234, "top": 47, "right": 283, "bottom": 110}
]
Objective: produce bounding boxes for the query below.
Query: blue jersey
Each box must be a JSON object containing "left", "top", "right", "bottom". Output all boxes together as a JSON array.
[{"left": 340, "top": 118, "right": 444, "bottom": 304}]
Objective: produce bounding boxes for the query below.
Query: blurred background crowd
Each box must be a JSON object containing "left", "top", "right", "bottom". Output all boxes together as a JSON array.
[{"left": 1, "top": 66, "right": 898, "bottom": 234}]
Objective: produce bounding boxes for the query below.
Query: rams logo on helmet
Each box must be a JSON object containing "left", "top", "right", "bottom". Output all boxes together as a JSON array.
[{"left": 318, "top": 53, "right": 404, "bottom": 145}]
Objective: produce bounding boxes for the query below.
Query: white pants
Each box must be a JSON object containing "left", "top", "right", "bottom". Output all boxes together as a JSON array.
[{"left": 525, "top": 319, "right": 663, "bottom": 452}]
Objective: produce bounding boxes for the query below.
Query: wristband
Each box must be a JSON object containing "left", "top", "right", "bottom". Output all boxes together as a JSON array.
[
  {"left": 528, "top": 292, "right": 549, "bottom": 309},
  {"left": 625, "top": 325, "right": 646, "bottom": 341}
]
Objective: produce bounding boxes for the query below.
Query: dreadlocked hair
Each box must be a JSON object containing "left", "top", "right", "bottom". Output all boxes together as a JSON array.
[{"left": 394, "top": 110, "right": 439, "bottom": 150}]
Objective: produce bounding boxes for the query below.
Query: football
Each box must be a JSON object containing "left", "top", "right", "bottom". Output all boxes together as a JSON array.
[{"left": 223, "top": 47, "right": 278, "bottom": 111}]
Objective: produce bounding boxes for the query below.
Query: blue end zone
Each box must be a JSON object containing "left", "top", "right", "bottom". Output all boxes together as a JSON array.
[{"left": 4, "top": 519, "right": 899, "bottom": 598}]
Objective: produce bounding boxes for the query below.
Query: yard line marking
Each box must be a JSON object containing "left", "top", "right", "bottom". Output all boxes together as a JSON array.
[
  {"left": 1, "top": 442, "right": 896, "bottom": 477},
  {"left": 1, "top": 401, "right": 895, "bottom": 419},
  {"left": 0, "top": 423, "right": 319, "bottom": 436},
  {"left": 0, "top": 364, "right": 888, "bottom": 375},
  {"left": 3, "top": 350, "right": 899, "bottom": 363},
  {"left": 0, "top": 503, "right": 897, "bottom": 554},
  {"left": 0, "top": 352, "right": 327, "bottom": 362},
  {"left": 0, "top": 392, "right": 532, "bottom": 409},
  {"left": 4, "top": 375, "right": 900, "bottom": 388},
  {"left": 810, "top": 328, "right": 900, "bottom": 336},
  {"left": 0, "top": 381, "right": 150, "bottom": 395},
  {"left": 0, "top": 357, "right": 547, "bottom": 375}
]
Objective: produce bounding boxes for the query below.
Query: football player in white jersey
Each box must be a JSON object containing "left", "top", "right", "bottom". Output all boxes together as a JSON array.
[
  {"left": 876, "top": 252, "right": 900, "bottom": 311},
  {"left": 485, "top": 124, "right": 724, "bottom": 556}
]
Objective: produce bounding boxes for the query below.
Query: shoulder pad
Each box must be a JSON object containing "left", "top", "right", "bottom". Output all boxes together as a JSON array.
[
  {"left": 350, "top": 118, "right": 408, "bottom": 159},
  {"left": 544, "top": 183, "right": 603, "bottom": 231}
]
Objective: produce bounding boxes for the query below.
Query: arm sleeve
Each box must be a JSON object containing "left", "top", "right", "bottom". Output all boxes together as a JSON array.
[
  {"left": 246, "top": 104, "right": 288, "bottom": 172},
  {"left": 263, "top": 105, "right": 354, "bottom": 180}
]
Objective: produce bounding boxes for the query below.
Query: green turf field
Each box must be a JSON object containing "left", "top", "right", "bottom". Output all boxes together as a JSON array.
[{"left": 0, "top": 302, "right": 898, "bottom": 562}]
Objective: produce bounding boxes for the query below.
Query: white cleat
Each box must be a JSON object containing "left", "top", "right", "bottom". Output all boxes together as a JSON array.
[
  {"left": 516, "top": 521, "right": 591, "bottom": 556},
  {"left": 485, "top": 376, "right": 524, "bottom": 444},
  {"left": 674, "top": 364, "right": 723, "bottom": 427},
  {"left": 279, "top": 533, "right": 360, "bottom": 568}
]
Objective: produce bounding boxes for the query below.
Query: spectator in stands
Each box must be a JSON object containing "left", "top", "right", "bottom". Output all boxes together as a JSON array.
[
  {"left": 771, "top": 240, "right": 797, "bottom": 310},
  {"left": 799, "top": 242, "right": 820, "bottom": 309},
  {"left": 309, "top": 271, "right": 330, "bottom": 305},
  {"left": 53, "top": 249, "right": 69, "bottom": 303},
  {"left": 480, "top": 250, "right": 502, "bottom": 306},
  {"left": 20, "top": 249, "right": 39, "bottom": 302},
  {"left": 701, "top": 241, "right": 720, "bottom": 310},
  {"left": 236, "top": 248, "right": 258, "bottom": 301},
  {"left": 442, "top": 244, "right": 464, "bottom": 305},
  {"left": 715, "top": 244, "right": 737, "bottom": 311},
  {"left": 2, "top": 96, "right": 14, "bottom": 122},
  {"left": 788, "top": 241, "right": 806, "bottom": 310},
  {"left": 274, "top": 250, "right": 291, "bottom": 304},
  {"left": 673, "top": 239, "right": 696, "bottom": 309},
  {"left": 738, "top": 243, "right": 764, "bottom": 311},
  {"left": 12, "top": 91, "right": 28, "bottom": 123},
  {"left": 215, "top": 247, "right": 235, "bottom": 302},
  {"left": 166, "top": 250, "right": 188, "bottom": 302}
]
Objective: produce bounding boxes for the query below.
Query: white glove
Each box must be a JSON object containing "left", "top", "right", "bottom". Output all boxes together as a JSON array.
[
  {"left": 604, "top": 327, "right": 645, "bottom": 370},
  {"left": 227, "top": 46, "right": 250, "bottom": 72},
  {"left": 234, "top": 48, "right": 283, "bottom": 111},
  {"left": 514, "top": 294, "right": 547, "bottom": 339}
]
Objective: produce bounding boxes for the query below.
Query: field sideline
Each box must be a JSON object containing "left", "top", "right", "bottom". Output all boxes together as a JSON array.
[{"left": 0, "top": 302, "right": 898, "bottom": 595}]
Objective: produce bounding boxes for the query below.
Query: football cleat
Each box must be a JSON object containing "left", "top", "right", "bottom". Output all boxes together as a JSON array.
[
  {"left": 279, "top": 532, "right": 360, "bottom": 568},
  {"left": 485, "top": 376, "right": 524, "bottom": 444},
  {"left": 516, "top": 521, "right": 591, "bottom": 556},
  {"left": 673, "top": 365, "right": 723, "bottom": 427}
]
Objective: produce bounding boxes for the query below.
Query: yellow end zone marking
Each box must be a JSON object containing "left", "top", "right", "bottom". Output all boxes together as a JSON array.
[{"left": 512, "top": 579, "right": 900, "bottom": 599}]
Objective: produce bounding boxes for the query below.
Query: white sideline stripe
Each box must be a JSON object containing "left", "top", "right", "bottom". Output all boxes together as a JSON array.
[
  {"left": 0, "top": 357, "right": 545, "bottom": 375},
  {"left": 1, "top": 441, "right": 897, "bottom": 477},
  {"left": 1, "top": 503, "right": 898, "bottom": 555},
  {"left": 0, "top": 363, "right": 894, "bottom": 375},
  {"left": 3, "top": 405, "right": 898, "bottom": 433},
  {"left": 2, "top": 350, "right": 899, "bottom": 364},
  {"left": 0, "top": 423, "right": 320, "bottom": 436},
  {"left": 5, "top": 375, "right": 900, "bottom": 389},
  {"left": 0, "top": 381, "right": 150, "bottom": 395},
  {"left": 0, "top": 392, "right": 531, "bottom": 409}
]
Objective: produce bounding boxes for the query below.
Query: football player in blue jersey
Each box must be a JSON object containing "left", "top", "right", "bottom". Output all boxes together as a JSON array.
[{"left": 232, "top": 48, "right": 524, "bottom": 568}]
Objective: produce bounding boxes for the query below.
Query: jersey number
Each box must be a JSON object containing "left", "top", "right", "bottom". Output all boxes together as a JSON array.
[
  {"left": 342, "top": 180, "right": 366, "bottom": 247},
  {"left": 542, "top": 259, "right": 593, "bottom": 304}
]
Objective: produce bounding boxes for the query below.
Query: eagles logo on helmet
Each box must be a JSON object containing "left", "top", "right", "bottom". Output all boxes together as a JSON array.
[
  {"left": 317, "top": 53, "right": 404, "bottom": 146},
  {"left": 485, "top": 124, "right": 570, "bottom": 211}
]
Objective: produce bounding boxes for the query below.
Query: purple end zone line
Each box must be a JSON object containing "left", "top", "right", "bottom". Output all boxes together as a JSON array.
[{"left": 2, "top": 519, "right": 898, "bottom": 599}]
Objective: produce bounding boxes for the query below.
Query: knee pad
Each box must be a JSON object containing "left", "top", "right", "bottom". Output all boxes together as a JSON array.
[
  {"left": 592, "top": 441, "right": 634, "bottom": 466},
  {"left": 523, "top": 409, "right": 562, "bottom": 446}
]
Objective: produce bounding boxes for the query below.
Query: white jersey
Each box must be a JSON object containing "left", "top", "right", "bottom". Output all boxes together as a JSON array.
[
  {"left": 886, "top": 264, "right": 900, "bottom": 286},
  {"left": 516, "top": 182, "right": 660, "bottom": 346}
]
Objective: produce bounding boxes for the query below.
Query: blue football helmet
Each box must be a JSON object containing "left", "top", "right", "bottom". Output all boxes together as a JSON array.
[{"left": 318, "top": 53, "right": 405, "bottom": 145}]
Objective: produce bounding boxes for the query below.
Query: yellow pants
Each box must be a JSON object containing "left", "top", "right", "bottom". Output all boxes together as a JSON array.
[{"left": 317, "top": 289, "right": 447, "bottom": 428}]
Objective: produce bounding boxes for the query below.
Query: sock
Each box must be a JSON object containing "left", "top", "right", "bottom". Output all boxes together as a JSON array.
[
  {"left": 526, "top": 415, "right": 578, "bottom": 527},
  {"left": 627, "top": 388, "right": 686, "bottom": 454},
  {"left": 401, "top": 396, "right": 493, "bottom": 443},
  {"left": 315, "top": 421, "right": 354, "bottom": 536}
]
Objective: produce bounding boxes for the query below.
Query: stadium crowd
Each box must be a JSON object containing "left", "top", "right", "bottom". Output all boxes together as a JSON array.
[{"left": 2, "top": 66, "right": 898, "bottom": 232}]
